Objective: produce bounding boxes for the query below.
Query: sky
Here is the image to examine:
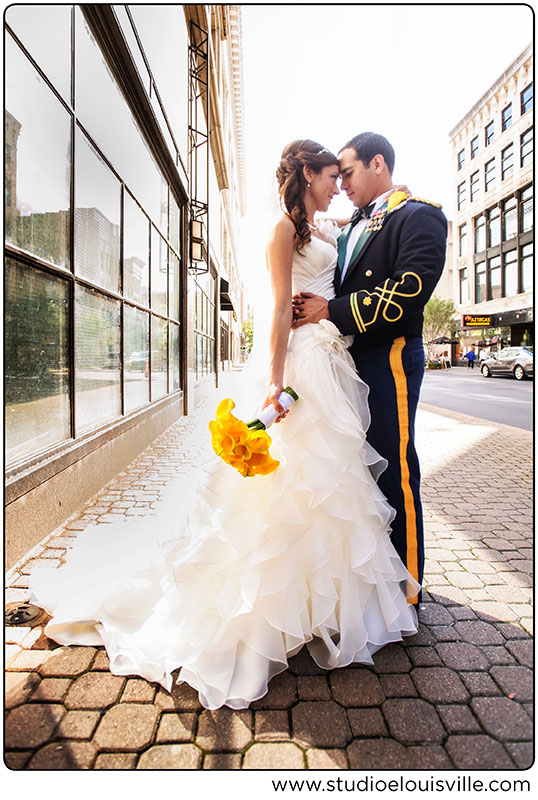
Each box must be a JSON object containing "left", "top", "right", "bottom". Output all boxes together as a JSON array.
[{"left": 239, "top": 1, "right": 532, "bottom": 279}]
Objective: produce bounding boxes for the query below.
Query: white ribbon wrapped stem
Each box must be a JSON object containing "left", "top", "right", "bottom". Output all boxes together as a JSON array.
[{"left": 256, "top": 390, "right": 296, "bottom": 428}]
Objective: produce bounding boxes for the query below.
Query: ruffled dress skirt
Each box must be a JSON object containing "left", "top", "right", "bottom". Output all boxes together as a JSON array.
[{"left": 30, "top": 320, "right": 419, "bottom": 709}]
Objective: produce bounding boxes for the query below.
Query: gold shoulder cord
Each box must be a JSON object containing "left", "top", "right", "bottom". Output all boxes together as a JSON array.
[{"left": 408, "top": 197, "right": 443, "bottom": 208}]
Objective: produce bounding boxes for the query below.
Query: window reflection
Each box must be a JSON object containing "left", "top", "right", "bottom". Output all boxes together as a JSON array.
[
  {"left": 521, "top": 243, "right": 533, "bottom": 292},
  {"left": 487, "top": 207, "right": 500, "bottom": 248},
  {"left": 169, "top": 323, "right": 180, "bottom": 392},
  {"left": 112, "top": 5, "right": 151, "bottom": 96},
  {"left": 475, "top": 261, "right": 486, "bottom": 303},
  {"left": 75, "top": 128, "right": 121, "bottom": 293},
  {"left": 75, "top": 286, "right": 121, "bottom": 434},
  {"left": 151, "top": 316, "right": 168, "bottom": 399},
  {"left": 5, "top": 34, "right": 71, "bottom": 268},
  {"left": 488, "top": 255, "right": 501, "bottom": 300},
  {"left": 5, "top": 259, "right": 71, "bottom": 467},
  {"left": 74, "top": 7, "right": 165, "bottom": 233},
  {"left": 169, "top": 251, "right": 180, "bottom": 321},
  {"left": 503, "top": 250, "right": 518, "bottom": 297},
  {"left": 474, "top": 214, "right": 485, "bottom": 253},
  {"left": 6, "top": 4, "right": 73, "bottom": 102},
  {"left": 151, "top": 226, "right": 168, "bottom": 315},
  {"left": 169, "top": 193, "right": 180, "bottom": 253},
  {"left": 502, "top": 197, "right": 517, "bottom": 241},
  {"left": 520, "top": 187, "right": 533, "bottom": 232},
  {"left": 124, "top": 305, "right": 150, "bottom": 412},
  {"left": 124, "top": 192, "right": 150, "bottom": 306},
  {"left": 127, "top": 3, "right": 188, "bottom": 159}
]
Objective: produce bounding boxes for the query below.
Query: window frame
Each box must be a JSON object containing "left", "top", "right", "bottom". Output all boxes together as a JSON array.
[
  {"left": 501, "top": 103, "right": 512, "bottom": 131},
  {"left": 457, "top": 181, "right": 467, "bottom": 211},
  {"left": 501, "top": 143, "right": 514, "bottom": 181},
  {"left": 474, "top": 213, "right": 486, "bottom": 254},
  {"left": 458, "top": 222, "right": 467, "bottom": 257},
  {"left": 475, "top": 259, "right": 486, "bottom": 303},
  {"left": 470, "top": 170, "right": 480, "bottom": 202},
  {"left": 521, "top": 83, "right": 533, "bottom": 115},
  {"left": 484, "top": 158, "right": 495, "bottom": 192},
  {"left": 4, "top": 8, "right": 189, "bottom": 473},
  {"left": 520, "top": 127, "right": 533, "bottom": 167},
  {"left": 487, "top": 205, "right": 501, "bottom": 248},
  {"left": 459, "top": 266, "right": 468, "bottom": 304},
  {"left": 470, "top": 136, "right": 479, "bottom": 159}
]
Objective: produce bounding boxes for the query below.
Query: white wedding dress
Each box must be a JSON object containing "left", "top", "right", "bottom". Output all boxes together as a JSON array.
[{"left": 30, "top": 221, "right": 418, "bottom": 709}]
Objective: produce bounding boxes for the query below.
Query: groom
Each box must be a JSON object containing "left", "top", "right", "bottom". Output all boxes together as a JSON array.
[{"left": 293, "top": 132, "right": 447, "bottom": 603}]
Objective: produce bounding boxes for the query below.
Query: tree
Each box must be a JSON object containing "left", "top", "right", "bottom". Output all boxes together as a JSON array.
[
  {"left": 241, "top": 314, "right": 254, "bottom": 354},
  {"left": 423, "top": 295, "right": 458, "bottom": 362}
]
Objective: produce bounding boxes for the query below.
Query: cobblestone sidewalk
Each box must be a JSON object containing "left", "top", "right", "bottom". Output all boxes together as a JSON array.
[{"left": 5, "top": 370, "right": 533, "bottom": 770}]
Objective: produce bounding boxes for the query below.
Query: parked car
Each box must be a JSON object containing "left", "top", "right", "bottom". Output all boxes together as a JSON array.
[
  {"left": 481, "top": 346, "right": 533, "bottom": 381},
  {"left": 125, "top": 350, "right": 149, "bottom": 372}
]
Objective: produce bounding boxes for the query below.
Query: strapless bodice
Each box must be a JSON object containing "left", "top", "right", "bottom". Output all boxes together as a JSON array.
[{"left": 292, "top": 220, "right": 339, "bottom": 300}]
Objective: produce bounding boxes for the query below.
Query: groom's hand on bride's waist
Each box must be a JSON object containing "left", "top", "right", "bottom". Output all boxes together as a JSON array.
[{"left": 291, "top": 293, "right": 329, "bottom": 328}]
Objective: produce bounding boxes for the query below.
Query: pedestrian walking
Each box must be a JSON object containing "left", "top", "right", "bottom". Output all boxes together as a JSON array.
[{"left": 465, "top": 348, "right": 476, "bottom": 369}]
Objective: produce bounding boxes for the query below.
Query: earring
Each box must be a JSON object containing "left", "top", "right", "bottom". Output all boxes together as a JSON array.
[{"left": 307, "top": 183, "right": 311, "bottom": 188}]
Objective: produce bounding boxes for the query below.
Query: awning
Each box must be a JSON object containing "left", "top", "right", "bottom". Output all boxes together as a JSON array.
[
  {"left": 220, "top": 278, "right": 235, "bottom": 312},
  {"left": 430, "top": 336, "right": 459, "bottom": 344}
]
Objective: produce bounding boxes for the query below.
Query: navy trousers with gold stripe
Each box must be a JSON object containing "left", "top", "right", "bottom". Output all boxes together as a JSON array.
[{"left": 353, "top": 335, "right": 425, "bottom": 603}]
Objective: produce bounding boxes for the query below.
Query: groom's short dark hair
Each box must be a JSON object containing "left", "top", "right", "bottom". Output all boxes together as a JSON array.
[{"left": 340, "top": 132, "right": 395, "bottom": 174}]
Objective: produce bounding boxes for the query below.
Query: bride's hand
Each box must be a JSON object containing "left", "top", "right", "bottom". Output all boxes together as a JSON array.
[{"left": 262, "top": 383, "right": 288, "bottom": 422}]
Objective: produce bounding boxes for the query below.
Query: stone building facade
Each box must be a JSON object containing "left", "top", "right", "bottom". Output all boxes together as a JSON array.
[{"left": 449, "top": 44, "right": 533, "bottom": 351}]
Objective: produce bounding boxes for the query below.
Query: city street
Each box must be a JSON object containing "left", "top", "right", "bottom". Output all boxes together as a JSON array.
[
  {"left": 5, "top": 367, "right": 533, "bottom": 771},
  {"left": 420, "top": 367, "right": 533, "bottom": 431}
]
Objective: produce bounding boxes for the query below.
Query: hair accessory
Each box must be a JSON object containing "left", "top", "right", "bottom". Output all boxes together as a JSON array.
[{"left": 316, "top": 148, "right": 330, "bottom": 155}]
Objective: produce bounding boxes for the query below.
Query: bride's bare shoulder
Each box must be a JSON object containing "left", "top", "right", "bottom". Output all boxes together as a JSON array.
[{"left": 268, "top": 214, "right": 296, "bottom": 244}]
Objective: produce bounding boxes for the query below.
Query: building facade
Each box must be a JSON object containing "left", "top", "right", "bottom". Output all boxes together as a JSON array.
[
  {"left": 4, "top": 4, "right": 247, "bottom": 567},
  {"left": 449, "top": 45, "right": 533, "bottom": 352}
]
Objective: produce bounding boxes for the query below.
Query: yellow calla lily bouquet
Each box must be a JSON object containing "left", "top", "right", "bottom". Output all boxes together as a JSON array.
[{"left": 209, "top": 388, "right": 298, "bottom": 477}]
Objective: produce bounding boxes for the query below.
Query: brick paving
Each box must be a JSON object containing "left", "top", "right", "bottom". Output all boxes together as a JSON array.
[{"left": 4, "top": 369, "right": 533, "bottom": 770}]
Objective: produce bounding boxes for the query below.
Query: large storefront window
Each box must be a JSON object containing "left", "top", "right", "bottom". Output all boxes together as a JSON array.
[
  {"left": 75, "top": 287, "right": 121, "bottom": 435},
  {"left": 5, "top": 9, "right": 186, "bottom": 470},
  {"left": 124, "top": 192, "right": 150, "bottom": 307},
  {"left": 151, "top": 227, "right": 168, "bottom": 316},
  {"left": 124, "top": 305, "right": 150, "bottom": 412},
  {"left": 127, "top": 4, "right": 189, "bottom": 163},
  {"left": 5, "top": 259, "right": 71, "bottom": 467},
  {"left": 74, "top": 6, "right": 168, "bottom": 235},
  {"left": 151, "top": 316, "right": 168, "bottom": 399},
  {"left": 6, "top": 4, "right": 73, "bottom": 102},
  {"left": 169, "top": 323, "right": 181, "bottom": 392},
  {"left": 193, "top": 272, "right": 216, "bottom": 379},
  {"left": 5, "top": 34, "right": 71, "bottom": 268},
  {"left": 75, "top": 129, "right": 121, "bottom": 293}
]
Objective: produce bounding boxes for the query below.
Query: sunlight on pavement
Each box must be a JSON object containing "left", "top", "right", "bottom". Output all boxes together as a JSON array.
[{"left": 416, "top": 409, "right": 496, "bottom": 479}]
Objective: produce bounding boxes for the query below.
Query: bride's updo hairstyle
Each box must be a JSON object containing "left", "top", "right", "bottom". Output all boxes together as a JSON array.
[{"left": 276, "top": 140, "right": 338, "bottom": 253}]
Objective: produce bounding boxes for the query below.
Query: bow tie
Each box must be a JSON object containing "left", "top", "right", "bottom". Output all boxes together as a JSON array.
[{"left": 350, "top": 203, "right": 375, "bottom": 228}]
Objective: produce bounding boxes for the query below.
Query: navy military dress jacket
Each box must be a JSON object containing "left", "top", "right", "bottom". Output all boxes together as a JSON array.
[{"left": 328, "top": 197, "right": 448, "bottom": 359}]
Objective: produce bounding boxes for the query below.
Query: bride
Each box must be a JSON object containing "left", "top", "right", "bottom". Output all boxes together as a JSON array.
[{"left": 30, "top": 139, "right": 419, "bottom": 710}]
